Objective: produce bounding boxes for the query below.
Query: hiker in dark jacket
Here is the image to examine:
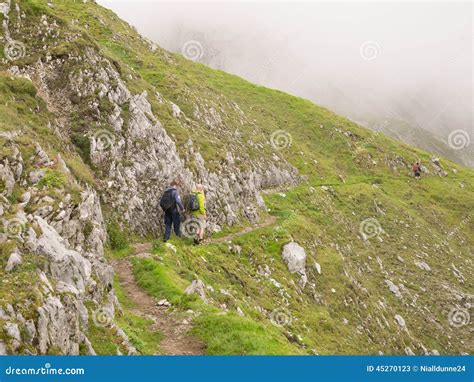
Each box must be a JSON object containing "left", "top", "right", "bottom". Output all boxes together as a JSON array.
[{"left": 160, "top": 180, "right": 185, "bottom": 242}]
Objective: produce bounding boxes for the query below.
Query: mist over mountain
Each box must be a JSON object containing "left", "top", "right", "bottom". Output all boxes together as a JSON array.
[{"left": 99, "top": 0, "right": 473, "bottom": 167}]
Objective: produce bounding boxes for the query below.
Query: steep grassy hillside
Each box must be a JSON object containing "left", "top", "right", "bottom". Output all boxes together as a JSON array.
[{"left": 0, "top": 0, "right": 472, "bottom": 355}]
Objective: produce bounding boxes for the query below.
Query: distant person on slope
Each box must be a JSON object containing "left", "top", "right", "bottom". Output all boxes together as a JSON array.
[
  {"left": 412, "top": 162, "right": 422, "bottom": 178},
  {"left": 188, "top": 184, "right": 206, "bottom": 245},
  {"left": 160, "top": 180, "right": 185, "bottom": 242}
]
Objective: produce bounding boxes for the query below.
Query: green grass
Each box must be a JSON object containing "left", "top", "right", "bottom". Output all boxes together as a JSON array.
[
  {"left": 132, "top": 258, "right": 192, "bottom": 307},
  {"left": 106, "top": 221, "right": 130, "bottom": 251},
  {"left": 192, "top": 312, "right": 303, "bottom": 355},
  {"left": 37, "top": 169, "right": 67, "bottom": 189},
  {"left": 113, "top": 277, "right": 163, "bottom": 354}
]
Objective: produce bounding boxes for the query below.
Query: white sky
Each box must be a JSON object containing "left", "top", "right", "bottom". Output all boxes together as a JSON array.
[{"left": 97, "top": 0, "right": 473, "bottom": 141}]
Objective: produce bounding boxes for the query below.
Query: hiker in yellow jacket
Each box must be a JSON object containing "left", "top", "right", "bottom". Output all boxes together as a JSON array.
[{"left": 191, "top": 184, "right": 206, "bottom": 244}]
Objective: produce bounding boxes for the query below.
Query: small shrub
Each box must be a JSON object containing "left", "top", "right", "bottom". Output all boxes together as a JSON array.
[
  {"left": 71, "top": 133, "right": 91, "bottom": 164},
  {"left": 83, "top": 221, "right": 94, "bottom": 239},
  {"left": 107, "top": 222, "right": 128, "bottom": 250},
  {"left": 38, "top": 169, "right": 66, "bottom": 189}
]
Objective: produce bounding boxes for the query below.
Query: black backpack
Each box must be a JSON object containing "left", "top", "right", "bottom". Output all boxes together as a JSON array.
[
  {"left": 187, "top": 193, "right": 200, "bottom": 211},
  {"left": 160, "top": 189, "right": 175, "bottom": 211}
]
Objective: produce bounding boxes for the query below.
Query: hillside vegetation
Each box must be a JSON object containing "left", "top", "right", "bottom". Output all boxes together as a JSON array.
[{"left": 0, "top": 0, "right": 472, "bottom": 355}]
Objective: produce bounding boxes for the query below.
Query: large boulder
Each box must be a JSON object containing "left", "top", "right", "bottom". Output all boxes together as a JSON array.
[{"left": 282, "top": 242, "right": 307, "bottom": 288}]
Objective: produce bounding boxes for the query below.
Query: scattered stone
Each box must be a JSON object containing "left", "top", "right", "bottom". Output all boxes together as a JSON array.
[
  {"left": 236, "top": 307, "right": 245, "bottom": 317},
  {"left": 385, "top": 279, "right": 402, "bottom": 299},
  {"left": 19, "top": 191, "right": 31, "bottom": 207},
  {"left": 5, "top": 251, "right": 22, "bottom": 272},
  {"left": 269, "top": 278, "right": 282, "bottom": 289},
  {"left": 0, "top": 341, "right": 7, "bottom": 355},
  {"left": 29, "top": 170, "right": 45, "bottom": 184},
  {"left": 171, "top": 102, "right": 181, "bottom": 118},
  {"left": 404, "top": 347, "right": 415, "bottom": 355},
  {"left": 184, "top": 279, "right": 208, "bottom": 303},
  {"left": 229, "top": 244, "right": 242, "bottom": 255},
  {"left": 415, "top": 261, "right": 431, "bottom": 272},
  {"left": 165, "top": 243, "right": 177, "bottom": 253},
  {"left": 157, "top": 299, "right": 171, "bottom": 307},
  {"left": 394, "top": 314, "right": 406, "bottom": 327},
  {"left": 257, "top": 264, "right": 271, "bottom": 277},
  {"left": 4, "top": 322, "right": 21, "bottom": 347},
  {"left": 314, "top": 261, "right": 322, "bottom": 275}
]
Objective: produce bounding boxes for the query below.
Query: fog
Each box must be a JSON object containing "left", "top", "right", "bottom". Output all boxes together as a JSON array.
[{"left": 98, "top": 1, "right": 473, "bottom": 164}]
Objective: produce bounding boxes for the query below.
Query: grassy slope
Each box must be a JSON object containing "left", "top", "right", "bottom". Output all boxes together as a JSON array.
[{"left": 1, "top": 0, "right": 473, "bottom": 354}]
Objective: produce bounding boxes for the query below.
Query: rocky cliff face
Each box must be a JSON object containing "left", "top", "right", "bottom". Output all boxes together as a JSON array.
[
  {"left": 0, "top": 139, "right": 130, "bottom": 354},
  {"left": 10, "top": 42, "right": 299, "bottom": 235},
  {"left": 0, "top": 0, "right": 298, "bottom": 354}
]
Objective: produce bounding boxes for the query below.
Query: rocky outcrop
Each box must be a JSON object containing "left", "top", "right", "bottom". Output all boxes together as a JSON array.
[
  {"left": 184, "top": 279, "right": 208, "bottom": 303},
  {"left": 282, "top": 242, "right": 307, "bottom": 289},
  {"left": 10, "top": 38, "right": 299, "bottom": 236},
  {"left": 0, "top": 141, "right": 120, "bottom": 355}
]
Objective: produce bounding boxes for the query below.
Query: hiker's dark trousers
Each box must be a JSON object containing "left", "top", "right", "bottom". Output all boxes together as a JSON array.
[{"left": 164, "top": 209, "right": 181, "bottom": 241}]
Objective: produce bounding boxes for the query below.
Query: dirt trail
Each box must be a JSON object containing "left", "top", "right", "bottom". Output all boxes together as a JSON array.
[
  {"left": 111, "top": 243, "right": 203, "bottom": 355},
  {"left": 205, "top": 215, "right": 277, "bottom": 244},
  {"left": 111, "top": 215, "right": 278, "bottom": 354}
]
